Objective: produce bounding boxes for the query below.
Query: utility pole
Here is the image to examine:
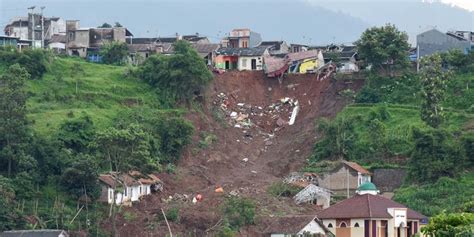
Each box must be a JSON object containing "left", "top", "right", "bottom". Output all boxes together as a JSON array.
[
  {"left": 28, "top": 6, "right": 36, "bottom": 47},
  {"left": 19, "top": 19, "right": 22, "bottom": 52},
  {"left": 41, "top": 6, "right": 45, "bottom": 49}
]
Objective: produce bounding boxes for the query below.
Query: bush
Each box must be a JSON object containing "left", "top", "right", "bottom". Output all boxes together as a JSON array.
[
  {"left": 394, "top": 174, "right": 474, "bottom": 216},
  {"left": 57, "top": 115, "right": 96, "bottom": 153},
  {"left": 100, "top": 41, "right": 129, "bottom": 65},
  {"left": 222, "top": 196, "right": 256, "bottom": 230},
  {"left": 267, "top": 182, "right": 302, "bottom": 197},
  {"left": 0, "top": 47, "right": 50, "bottom": 79},
  {"left": 157, "top": 117, "right": 194, "bottom": 163},
  {"left": 137, "top": 40, "right": 213, "bottom": 103}
]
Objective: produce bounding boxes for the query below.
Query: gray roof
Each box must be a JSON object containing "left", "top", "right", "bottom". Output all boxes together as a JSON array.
[
  {"left": 216, "top": 47, "right": 267, "bottom": 57},
  {"left": 1, "top": 230, "right": 69, "bottom": 237}
]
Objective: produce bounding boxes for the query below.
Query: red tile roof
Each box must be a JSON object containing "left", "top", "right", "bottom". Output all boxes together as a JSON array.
[
  {"left": 99, "top": 174, "right": 117, "bottom": 187},
  {"left": 316, "top": 194, "right": 426, "bottom": 220},
  {"left": 343, "top": 161, "right": 371, "bottom": 175}
]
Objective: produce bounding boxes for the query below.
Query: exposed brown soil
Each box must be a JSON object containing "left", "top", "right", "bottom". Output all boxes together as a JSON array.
[{"left": 104, "top": 71, "right": 364, "bottom": 236}]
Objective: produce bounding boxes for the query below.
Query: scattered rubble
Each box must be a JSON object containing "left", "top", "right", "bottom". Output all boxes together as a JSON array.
[
  {"left": 213, "top": 93, "right": 301, "bottom": 136},
  {"left": 293, "top": 184, "right": 331, "bottom": 208}
]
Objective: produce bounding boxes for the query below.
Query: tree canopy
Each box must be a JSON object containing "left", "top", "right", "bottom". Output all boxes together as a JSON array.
[
  {"left": 100, "top": 41, "right": 129, "bottom": 65},
  {"left": 138, "top": 40, "right": 213, "bottom": 103},
  {"left": 355, "top": 24, "right": 410, "bottom": 72},
  {"left": 420, "top": 54, "right": 449, "bottom": 128}
]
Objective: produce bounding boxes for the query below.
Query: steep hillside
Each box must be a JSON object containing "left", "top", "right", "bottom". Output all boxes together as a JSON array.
[
  {"left": 106, "top": 71, "right": 364, "bottom": 235},
  {"left": 26, "top": 57, "right": 166, "bottom": 135}
]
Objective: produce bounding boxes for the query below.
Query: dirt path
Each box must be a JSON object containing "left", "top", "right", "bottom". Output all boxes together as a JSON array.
[{"left": 109, "top": 72, "right": 364, "bottom": 236}]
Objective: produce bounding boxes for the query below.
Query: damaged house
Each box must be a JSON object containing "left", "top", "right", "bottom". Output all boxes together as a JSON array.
[
  {"left": 288, "top": 50, "right": 325, "bottom": 74},
  {"left": 258, "top": 41, "right": 289, "bottom": 56},
  {"left": 98, "top": 171, "right": 162, "bottom": 206},
  {"left": 215, "top": 47, "right": 269, "bottom": 71},
  {"left": 284, "top": 172, "right": 331, "bottom": 209},
  {"left": 65, "top": 20, "right": 133, "bottom": 60},
  {"left": 323, "top": 45, "right": 359, "bottom": 73}
]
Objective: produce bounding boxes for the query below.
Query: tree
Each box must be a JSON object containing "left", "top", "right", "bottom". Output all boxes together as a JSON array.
[
  {"left": 156, "top": 117, "right": 194, "bottom": 163},
  {"left": 95, "top": 124, "right": 159, "bottom": 172},
  {"left": 312, "top": 116, "right": 360, "bottom": 161},
  {"left": 407, "top": 128, "right": 462, "bottom": 183},
  {"left": 114, "top": 22, "right": 123, "bottom": 27},
  {"left": 138, "top": 40, "right": 213, "bottom": 103},
  {"left": 97, "top": 22, "right": 112, "bottom": 28},
  {"left": 422, "top": 212, "right": 474, "bottom": 237},
  {"left": 355, "top": 24, "right": 410, "bottom": 72},
  {"left": 100, "top": 41, "right": 129, "bottom": 65},
  {"left": 60, "top": 154, "right": 100, "bottom": 199},
  {"left": 222, "top": 196, "right": 256, "bottom": 230},
  {"left": 57, "top": 115, "right": 96, "bottom": 153},
  {"left": 0, "top": 176, "right": 25, "bottom": 231},
  {"left": 368, "top": 118, "right": 387, "bottom": 155},
  {"left": 419, "top": 54, "right": 449, "bottom": 128},
  {"left": 0, "top": 64, "right": 33, "bottom": 177}
]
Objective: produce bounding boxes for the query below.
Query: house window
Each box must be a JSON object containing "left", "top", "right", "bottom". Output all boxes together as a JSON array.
[
  {"left": 140, "top": 186, "right": 142, "bottom": 194},
  {"left": 109, "top": 190, "right": 113, "bottom": 199},
  {"left": 328, "top": 223, "right": 333, "bottom": 228},
  {"left": 124, "top": 187, "right": 128, "bottom": 196},
  {"left": 340, "top": 222, "right": 347, "bottom": 228},
  {"left": 354, "top": 223, "right": 360, "bottom": 227}
]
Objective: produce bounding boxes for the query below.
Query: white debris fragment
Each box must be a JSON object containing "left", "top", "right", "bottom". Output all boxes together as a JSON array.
[
  {"left": 289, "top": 100, "right": 300, "bottom": 125},
  {"left": 237, "top": 103, "right": 245, "bottom": 107},
  {"left": 242, "top": 158, "right": 249, "bottom": 162},
  {"left": 230, "top": 111, "right": 238, "bottom": 118}
]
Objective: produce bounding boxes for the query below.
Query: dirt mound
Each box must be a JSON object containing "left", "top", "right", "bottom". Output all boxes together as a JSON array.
[{"left": 108, "top": 71, "right": 364, "bottom": 236}]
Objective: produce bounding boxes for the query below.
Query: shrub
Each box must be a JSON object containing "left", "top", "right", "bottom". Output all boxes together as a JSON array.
[
  {"left": 137, "top": 40, "right": 213, "bottom": 103},
  {"left": 222, "top": 196, "right": 256, "bottom": 230},
  {"left": 267, "top": 182, "right": 302, "bottom": 197},
  {"left": 100, "top": 41, "right": 129, "bottom": 65},
  {"left": 0, "top": 47, "right": 50, "bottom": 79}
]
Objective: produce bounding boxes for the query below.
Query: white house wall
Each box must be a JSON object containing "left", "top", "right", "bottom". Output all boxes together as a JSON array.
[
  {"left": 297, "top": 220, "right": 327, "bottom": 235},
  {"left": 238, "top": 56, "right": 263, "bottom": 71}
]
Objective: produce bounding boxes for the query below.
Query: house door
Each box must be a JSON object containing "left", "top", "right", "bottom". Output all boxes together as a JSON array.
[
  {"left": 251, "top": 59, "right": 257, "bottom": 70},
  {"left": 225, "top": 61, "right": 230, "bottom": 70}
]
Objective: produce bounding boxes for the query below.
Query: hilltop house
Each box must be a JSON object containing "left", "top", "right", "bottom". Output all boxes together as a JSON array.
[
  {"left": 65, "top": 20, "right": 133, "bottom": 60},
  {"left": 323, "top": 48, "right": 359, "bottom": 73},
  {"left": 317, "top": 161, "right": 371, "bottom": 196},
  {"left": 263, "top": 216, "right": 333, "bottom": 237},
  {"left": 215, "top": 47, "right": 269, "bottom": 71},
  {"left": 417, "top": 29, "right": 471, "bottom": 57},
  {"left": 191, "top": 43, "right": 221, "bottom": 65},
  {"left": 221, "top": 28, "right": 262, "bottom": 48},
  {"left": 316, "top": 183, "right": 427, "bottom": 237},
  {"left": 290, "top": 43, "right": 309, "bottom": 53},
  {"left": 98, "top": 172, "right": 162, "bottom": 206},
  {"left": 4, "top": 14, "right": 66, "bottom": 48}
]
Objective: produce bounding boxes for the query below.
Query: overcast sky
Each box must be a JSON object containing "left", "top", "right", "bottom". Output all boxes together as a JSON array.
[{"left": 1, "top": 0, "right": 472, "bottom": 45}]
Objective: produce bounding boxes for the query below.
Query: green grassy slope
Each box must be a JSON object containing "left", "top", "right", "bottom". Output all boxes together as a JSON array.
[{"left": 26, "top": 57, "right": 163, "bottom": 135}]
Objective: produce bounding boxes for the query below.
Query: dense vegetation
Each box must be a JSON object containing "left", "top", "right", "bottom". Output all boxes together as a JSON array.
[
  {"left": 0, "top": 41, "right": 211, "bottom": 234},
  {"left": 309, "top": 25, "right": 474, "bottom": 229}
]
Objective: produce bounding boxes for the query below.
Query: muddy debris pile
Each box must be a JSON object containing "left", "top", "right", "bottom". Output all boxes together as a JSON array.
[{"left": 213, "top": 93, "right": 300, "bottom": 135}]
